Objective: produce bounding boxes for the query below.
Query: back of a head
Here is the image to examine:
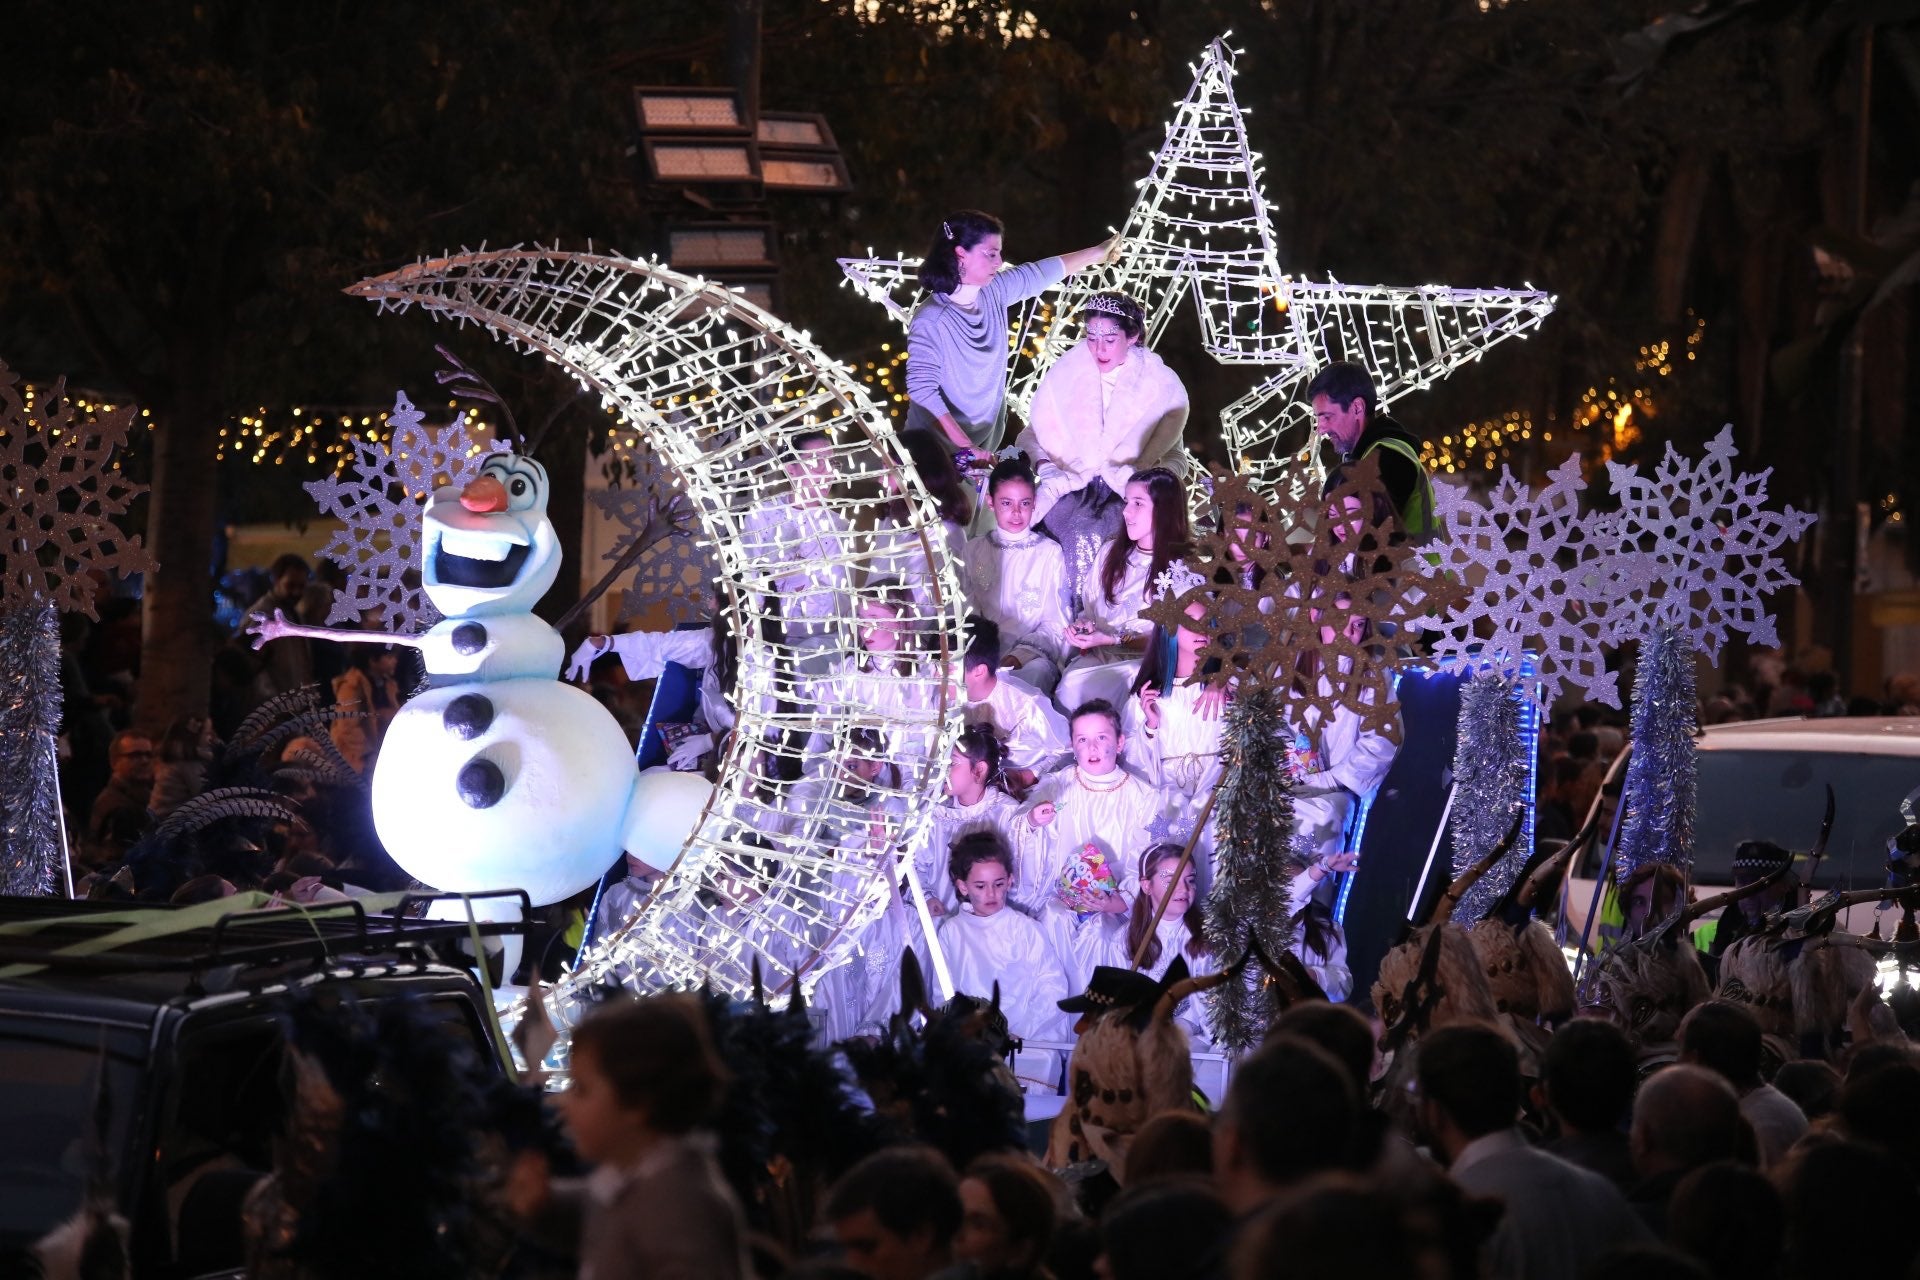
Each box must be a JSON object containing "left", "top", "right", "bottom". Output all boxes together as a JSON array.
[
  {"left": 1221, "top": 1035, "right": 1358, "bottom": 1187},
  {"left": 827, "top": 1145, "right": 962, "bottom": 1250},
  {"left": 1580, "top": 1244, "right": 1712, "bottom": 1280},
  {"left": 1414, "top": 1022, "right": 1520, "bottom": 1140},
  {"left": 1545, "top": 1017, "right": 1638, "bottom": 1135},
  {"left": 1633, "top": 1065, "right": 1743, "bottom": 1173},
  {"left": 571, "top": 992, "right": 727, "bottom": 1135},
  {"left": 1122, "top": 1110, "right": 1214, "bottom": 1186},
  {"left": 1273, "top": 1001, "right": 1374, "bottom": 1093},
  {"left": 1667, "top": 1161, "right": 1783, "bottom": 1280},
  {"left": 1099, "top": 1176, "right": 1232, "bottom": 1280},
  {"left": 1777, "top": 1140, "right": 1920, "bottom": 1277},
  {"left": 1230, "top": 1176, "right": 1427, "bottom": 1280},
  {"left": 1771, "top": 1059, "right": 1840, "bottom": 1121},
  {"left": 1679, "top": 1000, "right": 1763, "bottom": 1088},
  {"left": 963, "top": 1154, "right": 1057, "bottom": 1271},
  {"left": 1838, "top": 1059, "right": 1920, "bottom": 1171}
]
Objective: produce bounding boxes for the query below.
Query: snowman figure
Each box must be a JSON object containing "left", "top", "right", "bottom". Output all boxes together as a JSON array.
[{"left": 249, "top": 453, "right": 681, "bottom": 905}]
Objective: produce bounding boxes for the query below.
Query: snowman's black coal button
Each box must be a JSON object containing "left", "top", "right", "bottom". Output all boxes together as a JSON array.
[
  {"left": 443, "top": 693, "right": 494, "bottom": 740},
  {"left": 451, "top": 622, "right": 488, "bottom": 655},
  {"left": 457, "top": 758, "right": 505, "bottom": 809}
]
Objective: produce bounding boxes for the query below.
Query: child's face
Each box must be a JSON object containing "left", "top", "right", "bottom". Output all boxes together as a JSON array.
[
  {"left": 558, "top": 1042, "right": 647, "bottom": 1165},
  {"left": 1325, "top": 495, "right": 1367, "bottom": 544},
  {"left": 1071, "top": 712, "right": 1123, "bottom": 774},
  {"left": 846, "top": 754, "right": 886, "bottom": 785},
  {"left": 957, "top": 858, "right": 1011, "bottom": 916},
  {"left": 990, "top": 478, "right": 1036, "bottom": 536},
  {"left": 860, "top": 604, "right": 903, "bottom": 654},
  {"left": 1122, "top": 481, "right": 1157, "bottom": 546},
  {"left": 946, "top": 748, "right": 986, "bottom": 799},
  {"left": 963, "top": 658, "right": 995, "bottom": 701},
  {"left": 1146, "top": 859, "right": 1196, "bottom": 917},
  {"left": 1175, "top": 601, "right": 1209, "bottom": 669}
]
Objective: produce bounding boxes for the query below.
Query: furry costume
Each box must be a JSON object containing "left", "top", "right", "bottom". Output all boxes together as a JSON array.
[
  {"left": 1373, "top": 922, "right": 1503, "bottom": 1036},
  {"left": 1022, "top": 343, "right": 1190, "bottom": 525}
]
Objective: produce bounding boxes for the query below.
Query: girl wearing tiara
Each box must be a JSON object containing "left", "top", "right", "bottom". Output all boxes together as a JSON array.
[
  {"left": 1018, "top": 291, "right": 1190, "bottom": 582},
  {"left": 963, "top": 455, "right": 1072, "bottom": 694},
  {"left": 906, "top": 210, "right": 1112, "bottom": 462}
]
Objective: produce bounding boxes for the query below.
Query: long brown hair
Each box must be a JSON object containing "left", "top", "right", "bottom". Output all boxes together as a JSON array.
[
  {"left": 1101, "top": 467, "right": 1190, "bottom": 606},
  {"left": 1126, "top": 843, "right": 1208, "bottom": 969}
]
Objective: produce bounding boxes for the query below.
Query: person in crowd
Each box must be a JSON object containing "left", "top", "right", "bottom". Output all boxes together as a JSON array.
[
  {"left": 1229, "top": 1178, "right": 1447, "bottom": 1280},
  {"left": 1121, "top": 844, "right": 1217, "bottom": 1044},
  {"left": 963, "top": 455, "right": 1072, "bottom": 695},
  {"left": 1835, "top": 1053, "right": 1920, "bottom": 1175},
  {"left": 1122, "top": 1111, "right": 1214, "bottom": 1186},
  {"left": 826, "top": 1145, "right": 965, "bottom": 1280},
  {"left": 1538, "top": 1017, "right": 1639, "bottom": 1189},
  {"left": 1057, "top": 468, "right": 1189, "bottom": 712},
  {"left": 905, "top": 210, "right": 1112, "bottom": 461},
  {"left": 528, "top": 993, "right": 750, "bottom": 1279},
  {"left": 872, "top": 428, "right": 974, "bottom": 617},
  {"left": 1287, "top": 584, "right": 1399, "bottom": 867},
  {"left": 1018, "top": 290, "right": 1189, "bottom": 577},
  {"left": 939, "top": 831, "right": 1073, "bottom": 1056},
  {"left": 1702, "top": 841, "right": 1799, "bottom": 957},
  {"left": 1413, "top": 1021, "right": 1647, "bottom": 1279},
  {"left": 824, "top": 586, "right": 944, "bottom": 766},
  {"left": 1665, "top": 1162, "right": 1783, "bottom": 1280},
  {"left": 958, "top": 618, "right": 1069, "bottom": 781},
  {"left": 328, "top": 643, "right": 400, "bottom": 774},
  {"left": 1676, "top": 1000, "right": 1806, "bottom": 1168},
  {"left": 1627, "top": 1064, "right": 1747, "bottom": 1235},
  {"left": 953, "top": 1154, "right": 1056, "bottom": 1279},
  {"left": 1774, "top": 1141, "right": 1920, "bottom": 1280},
  {"left": 1095, "top": 1177, "right": 1234, "bottom": 1280},
  {"left": 1305, "top": 362, "right": 1436, "bottom": 542},
  {"left": 1290, "top": 898, "right": 1352, "bottom": 1002},
  {"left": 1013, "top": 700, "right": 1161, "bottom": 989},
  {"left": 245, "top": 553, "right": 318, "bottom": 698},
  {"left": 86, "top": 728, "right": 155, "bottom": 869},
  {"left": 149, "top": 715, "right": 215, "bottom": 822},
  {"left": 1213, "top": 1035, "right": 1359, "bottom": 1216},
  {"left": 915, "top": 724, "right": 1024, "bottom": 918},
  {"left": 1770, "top": 1059, "right": 1839, "bottom": 1122}
]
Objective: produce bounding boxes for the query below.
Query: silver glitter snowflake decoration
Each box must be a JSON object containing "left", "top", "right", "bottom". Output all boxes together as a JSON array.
[
  {"left": 305, "top": 390, "right": 509, "bottom": 632},
  {"left": 596, "top": 446, "right": 717, "bottom": 626},
  {"left": 0, "top": 361, "right": 156, "bottom": 617},
  {"left": 1606, "top": 425, "right": 1815, "bottom": 658},
  {"left": 1428, "top": 456, "right": 1648, "bottom": 708}
]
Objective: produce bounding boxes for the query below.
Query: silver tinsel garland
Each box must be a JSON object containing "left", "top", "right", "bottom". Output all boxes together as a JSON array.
[
  {"left": 1204, "top": 685, "right": 1299, "bottom": 1052},
  {"left": 1615, "top": 624, "right": 1697, "bottom": 880},
  {"left": 0, "top": 605, "right": 66, "bottom": 895},
  {"left": 1447, "top": 672, "right": 1530, "bottom": 921}
]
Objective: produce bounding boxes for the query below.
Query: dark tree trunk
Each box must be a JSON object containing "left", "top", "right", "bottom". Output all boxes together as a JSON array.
[{"left": 137, "top": 404, "right": 222, "bottom": 733}]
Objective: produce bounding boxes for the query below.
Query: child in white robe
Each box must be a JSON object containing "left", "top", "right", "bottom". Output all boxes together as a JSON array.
[
  {"left": 1123, "top": 844, "right": 1221, "bottom": 1046},
  {"left": 962, "top": 455, "right": 1071, "bottom": 693},
  {"left": 959, "top": 617, "right": 1069, "bottom": 781},
  {"left": 1125, "top": 597, "right": 1227, "bottom": 807},
  {"left": 807, "top": 590, "right": 940, "bottom": 775},
  {"left": 914, "top": 724, "right": 1023, "bottom": 919},
  {"left": 1288, "top": 601, "right": 1400, "bottom": 863},
  {"left": 740, "top": 428, "right": 852, "bottom": 685},
  {"left": 1057, "top": 467, "right": 1189, "bottom": 713},
  {"left": 1012, "top": 699, "right": 1163, "bottom": 991},
  {"left": 938, "top": 831, "right": 1073, "bottom": 1073}
]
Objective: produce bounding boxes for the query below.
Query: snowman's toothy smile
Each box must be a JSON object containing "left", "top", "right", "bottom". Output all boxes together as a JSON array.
[{"left": 432, "top": 530, "right": 532, "bottom": 589}]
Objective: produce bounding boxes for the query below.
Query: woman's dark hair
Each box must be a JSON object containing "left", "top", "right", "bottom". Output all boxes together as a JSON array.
[
  {"left": 156, "top": 716, "right": 209, "bottom": 764},
  {"left": 1079, "top": 291, "right": 1145, "bottom": 340},
  {"left": 949, "top": 830, "right": 1014, "bottom": 886},
  {"left": 961, "top": 1154, "right": 1057, "bottom": 1272},
  {"left": 847, "top": 725, "right": 903, "bottom": 795},
  {"left": 987, "top": 452, "right": 1037, "bottom": 498},
  {"left": 953, "top": 721, "right": 1006, "bottom": 790},
  {"left": 1098, "top": 1176, "right": 1233, "bottom": 1280},
  {"left": 1127, "top": 843, "right": 1207, "bottom": 969},
  {"left": 919, "top": 210, "right": 1003, "bottom": 295},
  {"left": 1294, "top": 900, "right": 1342, "bottom": 969},
  {"left": 1101, "top": 467, "right": 1190, "bottom": 607},
  {"left": 570, "top": 993, "right": 728, "bottom": 1135},
  {"left": 895, "top": 428, "right": 975, "bottom": 527}
]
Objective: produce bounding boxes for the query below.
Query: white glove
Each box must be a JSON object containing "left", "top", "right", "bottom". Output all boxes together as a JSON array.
[
  {"left": 666, "top": 731, "right": 714, "bottom": 770},
  {"left": 565, "top": 636, "right": 609, "bottom": 683}
]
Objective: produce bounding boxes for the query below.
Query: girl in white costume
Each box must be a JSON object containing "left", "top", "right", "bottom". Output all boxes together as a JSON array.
[
  {"left": 1126, "top": 595, "right": 1227, "bottom": 808},
  {"left": 914, "top": 724, "right": 1023, "bottom": 919},
  {"left": 740, "top": 429, "right": 852, "bottom": 688},
  {"left": 958, "top": 617, "right": 1068, "bottom": 780},
  {"left": 1018, "top": 291, "right": 1189, "bottom": 585},
  {"left": 962, "top": 456, "right": 1071, "bottom": 694},
  {"left": 1123, "top": 844, "right": 1220, "bottom": 1045},
  {"left": 808, "top": 589, "right": 941, "bottom": 773},
  {"left": 1013, "top": 700, "right": 1163, "bottom": 991},
  {"left": 1056, "top": 467, "right": 1190, "bottom": 714},
  {"left": 937, "top": 832, "right": 1074, "bottom": 1054}
]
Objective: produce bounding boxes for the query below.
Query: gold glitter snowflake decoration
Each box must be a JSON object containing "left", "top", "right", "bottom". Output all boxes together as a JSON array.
[
  {"left": 1141, "top": 454, "right": 1463, "bottom": 744},
  {"left": 0, "top": 361, "right": 156, "bottom": 617}
]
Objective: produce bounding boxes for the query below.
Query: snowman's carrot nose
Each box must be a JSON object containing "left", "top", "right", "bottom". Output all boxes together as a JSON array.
[{"left": 460, "top": 475, "right": 509, "bottom": 513}]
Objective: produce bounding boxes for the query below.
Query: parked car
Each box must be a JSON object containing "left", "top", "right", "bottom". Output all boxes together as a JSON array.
[
  {"left": 1561, "top": 717, "right": 1920, "bottom": 947},
  {"left": 0, "top": 893, "right": 519, "bottom": 1279}
]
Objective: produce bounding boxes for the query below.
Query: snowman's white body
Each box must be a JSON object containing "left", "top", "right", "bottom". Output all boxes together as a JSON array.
[{"left": 364, "top": 456, "right": 677, "bottom": 908}]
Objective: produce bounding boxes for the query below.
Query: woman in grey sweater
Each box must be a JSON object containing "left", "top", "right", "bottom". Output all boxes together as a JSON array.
[{"left": 905, "top": 209, "right": 1111, "bottom": 459}]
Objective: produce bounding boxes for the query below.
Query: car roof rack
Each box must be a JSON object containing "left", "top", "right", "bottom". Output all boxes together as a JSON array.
[{"left": 0, "top": 890, "right": 531, "bottom": 978}]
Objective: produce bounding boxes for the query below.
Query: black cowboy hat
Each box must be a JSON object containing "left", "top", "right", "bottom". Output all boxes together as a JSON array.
[{"left": 1059, "top": 957, "right": 1192, "bottom": 1031}]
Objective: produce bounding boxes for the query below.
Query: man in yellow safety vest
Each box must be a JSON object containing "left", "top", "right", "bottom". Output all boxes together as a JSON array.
[{"left": 1308, "top": 362, "right": 1437, "bottom": 544}]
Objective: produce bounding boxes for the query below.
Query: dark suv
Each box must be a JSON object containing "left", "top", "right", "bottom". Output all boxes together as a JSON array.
[{"left": 0, "top": 893, "right": 520, "bottom": 1279}]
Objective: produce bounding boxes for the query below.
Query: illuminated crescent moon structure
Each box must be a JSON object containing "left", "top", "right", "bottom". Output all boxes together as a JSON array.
[{"left": 349, "top": 249, "right": 963, "bottom": 1012}]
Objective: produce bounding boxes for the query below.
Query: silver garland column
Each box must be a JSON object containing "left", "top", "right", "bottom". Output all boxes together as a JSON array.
[
  {"left": 0, "top": 605, "right": 66, "bottom": 895},
  {"left": 1204, "top": 685, "right": 1299, "bottom": 1052},
  {"left": 1614, "top": 624, "right": 1696, "bottom": 881},
  {"left": 1447, "top": 672, "right": 1530, "bottom": 921}
]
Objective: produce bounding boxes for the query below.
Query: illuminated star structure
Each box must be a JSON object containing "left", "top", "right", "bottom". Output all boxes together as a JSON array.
[{"left": 839, "top": 36, "right": 1556, "bottom": 501}]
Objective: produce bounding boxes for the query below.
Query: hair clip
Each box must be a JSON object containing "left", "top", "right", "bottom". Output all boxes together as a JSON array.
[{"left": 941, "top": 221, "right": 954, "bottom": 240}]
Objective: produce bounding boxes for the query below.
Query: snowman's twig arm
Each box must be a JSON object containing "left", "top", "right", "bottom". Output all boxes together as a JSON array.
[
  {"left": 245, "top": 609, "right": 425, "bottom": 651},
  {"left": 553, "top": 494, "right": 696, "bottom": 636}
]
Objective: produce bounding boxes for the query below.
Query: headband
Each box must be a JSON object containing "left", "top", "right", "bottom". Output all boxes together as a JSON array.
[{"left": 1082, "top": 292, "right": 1144, "bottom": 326}]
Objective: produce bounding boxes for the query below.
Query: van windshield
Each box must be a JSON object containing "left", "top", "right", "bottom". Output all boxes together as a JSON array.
[
  {"left": 0, "top": 1017, "right": 145, "bottom": 1247},
  {"left": 1694, "top": 748, "right": 1919, "bottom": 889}
]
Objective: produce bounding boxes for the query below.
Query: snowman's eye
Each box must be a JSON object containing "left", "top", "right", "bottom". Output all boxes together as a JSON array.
[
  {"left": 510, "top": 477, "right": 528, "bottom": 497},
  {"left": 504, "top": 464, "right": 542, "bottom": 512}
]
